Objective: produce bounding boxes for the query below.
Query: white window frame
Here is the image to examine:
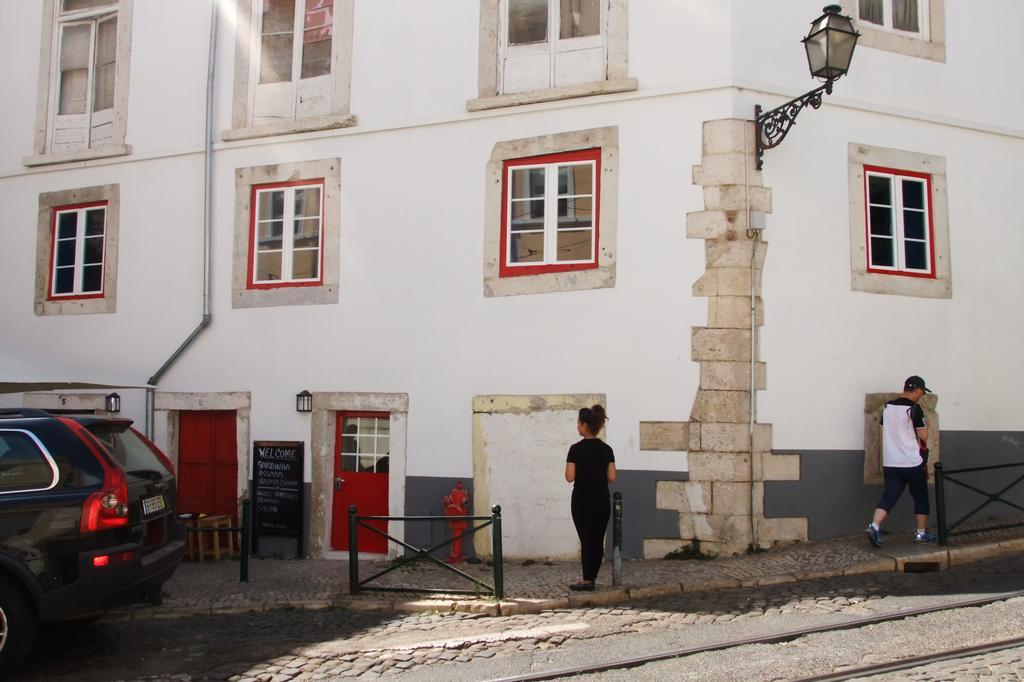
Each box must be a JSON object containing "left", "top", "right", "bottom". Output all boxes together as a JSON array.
[
  {"left": 470, "top": 0, "right": 634, "bottom": 111},
  {"left": 50, "top": 203, "right": 108, "bottom": 298},
  {"left": 857, "top": 0, "right": 929, "bottom": 40},
  {"left": 837, "top": 0, "right": 944, "bottom": 63},
  {"left": 224, "top": 0, "right": 356, "bottom": 141},
  {"left": 250, "top": 182, "right": 325, "bottom": 286},
  {"left": 503, "top": 154, "right": 598, "bottom": 273},
  {"left": 864, "top": 169, "right": 932, "bottom": 276},
  {"left": 26, "top": 0, "right": 133, "bottom": 166}
]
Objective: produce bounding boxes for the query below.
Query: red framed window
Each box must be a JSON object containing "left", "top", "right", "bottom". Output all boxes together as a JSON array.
[
  {"left": 864, "top": 165, "right": 935, "bottom": 278},
  {"left": 337, "top": 412, "right": 390, "bottom": 473},
  {"left": 500, "top": 147, "right": 600, "bottom": 277},
  {"left": 248, "top": 178, "right": 325, "bottom": 288},
  {"left": 49, "top": 201, "right": 107, "bottom": 300}
]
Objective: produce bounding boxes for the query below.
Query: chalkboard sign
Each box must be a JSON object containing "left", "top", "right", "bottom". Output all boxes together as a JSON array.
[{"left": 253, "top": 441, "right": 304, "bottom": 548}]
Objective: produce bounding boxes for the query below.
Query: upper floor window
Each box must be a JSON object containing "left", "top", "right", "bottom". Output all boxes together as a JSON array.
[
  {"left": 225, "top": 1, "right": 355, "bottom": 140},
  {"left": 501, "top": 149, "right": 600, "bottom": 277},
  {"left": 858, "top": 0, "right": 927, "bottom": 38},
  {"left": 26, "top": 0, "right": 133, "bottom": 165},
  {"left": 249, "top": 180, "right": 324, "bottom": 288},
  {"left": 50, "top": 202, "right": 108, "bottom": 298},
  {"left": 470, "top": 0, "right": 634, "bottom": 111},
  {"left": 864, "top": 167, "right": 933, "bottom": 277}
]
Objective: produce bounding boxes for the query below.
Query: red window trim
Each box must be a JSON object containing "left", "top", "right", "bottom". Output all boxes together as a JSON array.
[
  {"left": 47, "top": 200, "right": 108, "bottom": 302},
  {"left": 246, "top": 178, "right": 326, "bottom": 290},
  {"left": 863, "top": 165, "right": 936, "bottom": 280},
  {"left": 499, "top": 148, "right": 601, "bottom": 278}
]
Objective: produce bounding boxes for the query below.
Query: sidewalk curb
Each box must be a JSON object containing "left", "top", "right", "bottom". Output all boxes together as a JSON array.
[{"left": 108, "top": 539, "right": 1024, "bottom": 621}]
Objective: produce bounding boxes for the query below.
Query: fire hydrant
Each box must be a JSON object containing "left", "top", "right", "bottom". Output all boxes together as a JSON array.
[{"left": 443, "top": 481, "right": 469, "bottom": 564}]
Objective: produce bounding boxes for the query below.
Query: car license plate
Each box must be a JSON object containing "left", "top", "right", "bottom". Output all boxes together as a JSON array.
[{"left": 142, "top": 495, "right": 166, "bottom": 515}]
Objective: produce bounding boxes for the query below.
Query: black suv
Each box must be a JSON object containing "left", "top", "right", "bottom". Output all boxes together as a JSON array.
[{"left": 0, "top": 409, "right": 184, "bottom": 672}]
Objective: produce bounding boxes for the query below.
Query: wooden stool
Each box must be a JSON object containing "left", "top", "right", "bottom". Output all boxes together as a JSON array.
[
  {"left": 195, "top": 515, "right": 235, "bottom": 562},
  {"left": 178, "top": 514, "right": 201, "bottom": 561}
]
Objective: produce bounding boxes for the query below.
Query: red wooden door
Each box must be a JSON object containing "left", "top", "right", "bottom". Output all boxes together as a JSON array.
[
  {"left": 331, "top": 412, "right": 390, "bottom": 553},
  {"left": 178, "top": 410, "right": 238, "bottom": 521}
]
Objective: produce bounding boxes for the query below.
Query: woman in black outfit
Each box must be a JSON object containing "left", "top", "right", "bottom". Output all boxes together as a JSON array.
[{"left": 564, "top": 405, "right": 616, "bottom": 591}]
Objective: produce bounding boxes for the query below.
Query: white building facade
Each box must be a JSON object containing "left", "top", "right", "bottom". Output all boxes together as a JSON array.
[{"left": 2, "top": 0, "right": 1022, "bottom": 559}]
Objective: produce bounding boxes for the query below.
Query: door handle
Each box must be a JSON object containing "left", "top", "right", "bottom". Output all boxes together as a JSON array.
[{"left": 334, "top": 477, "right": 344, "bottom": 491}]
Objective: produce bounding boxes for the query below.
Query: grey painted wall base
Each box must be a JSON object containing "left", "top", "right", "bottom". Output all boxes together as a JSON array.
[
  {"left": 764, "top": 431, "right": 1024, "bottom": 541},
  {"left": 405, "top": 476, "right": 479, "bottom": 560}
]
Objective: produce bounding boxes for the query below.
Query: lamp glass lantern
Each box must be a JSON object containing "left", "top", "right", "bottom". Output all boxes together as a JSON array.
[
  {"left": 105, "top": 392, "right": 121, "bottom": 413},
  {"left": 296, "top": 390, "right": 313, "bottom": 413},
  {"left": 802, "top": 5, "right": 859, "bottom": 82}
]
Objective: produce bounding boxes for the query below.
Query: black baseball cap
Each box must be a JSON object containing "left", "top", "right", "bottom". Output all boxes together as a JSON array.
[{"left": 904, "top": 375, "right": 932, "bottom": 393}]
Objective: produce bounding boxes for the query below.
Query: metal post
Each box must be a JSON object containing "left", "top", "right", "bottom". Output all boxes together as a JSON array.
[
  {"left": 491, "top": 505, "right": 503, "bottom": 600},
  {"left": 239, "top": 498, "right": 250, "bottom": 583},
  {"left": 348, "top": 505, "right": 359, "bottom": 594},
  {"left": 612, "top": 492, "right": 622, "bottom": 587},
  {"left": 934, "top": 463, "right": 947, "bottom": 546}
]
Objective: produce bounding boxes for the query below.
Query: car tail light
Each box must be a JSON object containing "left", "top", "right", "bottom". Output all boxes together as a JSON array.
[
  {"left": 80, "top": 465, "right": 129, "bottom": 532},
  {"left": 61, "top": 418, "right": 131, "bottom": 533}
]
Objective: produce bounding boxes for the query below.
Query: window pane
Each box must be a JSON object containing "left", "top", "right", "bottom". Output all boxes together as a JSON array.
[
  {"left": 59, "top": 24, "right": 91, "bottom": 115},
  {"left": 904, "top": 240, "right": 927, "bottom": 270},
  {"left": 508, "top": 0, "right": 547, "bottom": 45},
  {"left": 83, "top": 236, "right": 104, "bottom": 264},
  {"left": 510, "top": 200, "right": 545, "bottom": 230},
  {"left": 57, "top": 212, "right": 78, "bottom": 240},
  {"left": 559, "top": 0, "right": 600, "bottom": 39},
  {"left": 258, "top": 191, "right": 285, "bottom": 220},
  {"left": 893, "top": 0, "right": 919, "bottom": 32},
  {"left": 357, "top": 417, "right": 374, "bottom": 432},
  {"left": 293, "top": 186, "right": 321, "bottom": 218},
  {"left": 867, "top": 175, "right": 891, "bottom": 205},
  {"left": 903, "top": 210, "right": 926, "bottom": 240},
  {"left": 376, "top": 420, "right": 390, "bottom": 436},
  {"left": 558, "top": 196, "right": 592, "bottom": 228},
  {"left": 85, "top": 208, "right": 105, "bottom": 236},
  {"left": 0, "top": 433, "right": 54, "bottom": 492},
  {"left": 859, "top": 0, "right": 883, "bottom": 24},
  {"left": 510, "top": 232, "right": 544, "bottom": 263},
  {"left": 901, "top": 179, "right": 924, "bottom": 210},
  {"left": 258, "top": 221, "right": 284, "bottom": 250},
  {"left": 82, "top": 264, "right": 103, "bottom": 292},
  {"left": 870, "top": 237, "right": 895, "bottom": 267},
  {"left": 62, "top": 0, "right": 115, "bottom": 12},
  {"left": 57, "top": 240, "right": 77, "bottom": 266},
  {"left": 558, "top": 163, "right": 592, "bottom": 195},
  {"left": 375, "top": 456, "right": 389, "bottom": 474},
  {"left": 557, "top": 229, "right": 591, "bottom": 261},
  {"left": 261, "top": 0, "right": 296, "bottom": 84},
  {"left": 511, "top": 168, "right": 545, "bottom": 199},
  {"left": 93, "top": 17, "right": 117, "bottom": 112},
  {"left": 54, "top": 268, "right": 75, "bottom": 294},
  {"left": 292, "top": 249, "right": 319, "bottom": 279},
  {"left": 256, "top": 251, "right": 282, "bottom": 280},
  {"left": 869, "top": 206, "right": 892, "bottom": 236},
  {"left": 301, "top": 0, "right": 333, "bottom": 79},
  {"left": 340, "top": 454, "right": 357, "bottom": 472},
  {"left": 293, "top": 218, "right": 320, "bottom": 248}
]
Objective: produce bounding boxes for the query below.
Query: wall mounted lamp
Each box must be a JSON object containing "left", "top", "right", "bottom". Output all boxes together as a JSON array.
[
  {"left": 295, "top": 390, "right": 313, "bottom": 413},
  {"left": 105, "top": 392, "right": 121, "bottom": 413},
  {"left": 754, "top": 5, "right": 860, "bottom": 170}
]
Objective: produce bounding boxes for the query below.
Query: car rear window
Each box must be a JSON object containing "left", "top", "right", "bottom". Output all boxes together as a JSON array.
[
  {"left": 0, "top": 430, "right": 58, "bottom": 492},
  {"left": 89, "top": 426, "right": 172, "bottom": 478}
]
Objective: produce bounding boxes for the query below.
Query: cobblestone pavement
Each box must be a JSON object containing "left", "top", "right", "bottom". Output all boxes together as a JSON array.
[{"left": 12, "top": 553, "right": 1024, "bottom": 681}]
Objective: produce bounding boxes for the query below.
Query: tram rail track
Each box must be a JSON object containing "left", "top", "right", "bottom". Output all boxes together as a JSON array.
[{"left": 486, "top": 588, "right": 1024, "bottom": 681}]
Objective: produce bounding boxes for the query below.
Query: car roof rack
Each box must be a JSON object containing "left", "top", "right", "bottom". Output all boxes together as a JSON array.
[{"left": 0, "top": 408, "right": 52, "bottom": 419}]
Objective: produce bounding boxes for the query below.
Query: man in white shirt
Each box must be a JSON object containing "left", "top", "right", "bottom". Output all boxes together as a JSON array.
[{"left": 866, "top": 376, "right": 935, "bottom": 547}]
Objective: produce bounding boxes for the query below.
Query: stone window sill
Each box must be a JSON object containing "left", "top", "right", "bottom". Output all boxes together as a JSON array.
[
  {"left": 24, "top": 144, "right": 132, "bottom": 168},
  {"left": 467, "top": 78, "right": 638, "bottom": 112},
  {"left": 221, "top": 114, "right": 357, "bottom": 142}
]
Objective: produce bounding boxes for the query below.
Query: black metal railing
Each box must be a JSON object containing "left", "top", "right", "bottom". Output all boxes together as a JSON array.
[
  {"left": 935, "top": 461, "right": 1024, "bottom": 545},
  {"left": 348, "top": 505, "right": 504, "bottom": 599},
  {"left": 182, "top": 498, "right": 252, "bottom": 582}
]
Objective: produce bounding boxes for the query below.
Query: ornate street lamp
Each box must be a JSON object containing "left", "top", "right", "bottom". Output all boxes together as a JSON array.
[
  {"left": 754, "top": 5, "right": 860, "bottom": 169},
  {"left": 295, "top": 390, "right": 313, "bottom": 413},
  {"left": 105, "top": 392, "right": 121, "bottom": 413}
]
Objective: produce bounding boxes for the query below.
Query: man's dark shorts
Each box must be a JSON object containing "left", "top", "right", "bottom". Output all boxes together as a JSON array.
[{"left": 877, "top": 465, "right": 929, "bottom": 515}]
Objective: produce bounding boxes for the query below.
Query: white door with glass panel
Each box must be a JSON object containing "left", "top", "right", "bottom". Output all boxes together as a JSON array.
[{"left": 501, "top": 0, "right": 605, "bottom": 94}]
